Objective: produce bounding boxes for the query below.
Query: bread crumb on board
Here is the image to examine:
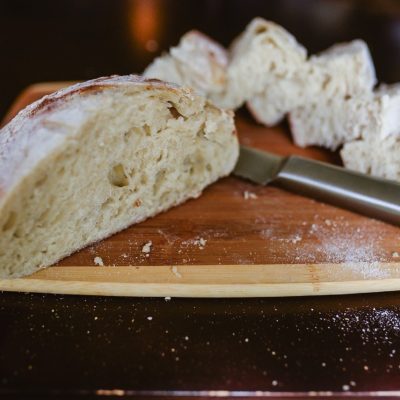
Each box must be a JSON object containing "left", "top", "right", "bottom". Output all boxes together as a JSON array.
[
  {"left": 142, "top": 241, "right": 152, "bottom": 257},
  {"left": 392, "top": 251, "right": 400, "bottom": 258},
  {"left": 243, "top": 191, "right": 258, "bottom": 200},
  {"left": 94, "top": 256, "right": 104, "bottom": 266},
  {"left": 181, "top": 236, "right": 208, "bottom": 250},
  {"left": 194, "top": 238, "right": 207, "bottom": 250}
]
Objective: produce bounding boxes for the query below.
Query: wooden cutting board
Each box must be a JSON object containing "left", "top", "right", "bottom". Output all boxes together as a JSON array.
[{"left": 2, "top": 82, "right": 400, "bottom": 298}]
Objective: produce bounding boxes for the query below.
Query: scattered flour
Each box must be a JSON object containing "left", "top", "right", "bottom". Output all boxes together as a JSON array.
[
  {"left": 257, "top": 216, "right": 390, "bottom": 277},
  {"left": 319, "top": 308, "right": 400, "bottom": 345},
  {"left": 290, "top": 234, "right": 302, "bottom": 244},
  {"left": 93, "top": 256, "right": 104, "bottom": 266},
  {"left": 182, "top": 237, "right": 207, "bottom": 250}
]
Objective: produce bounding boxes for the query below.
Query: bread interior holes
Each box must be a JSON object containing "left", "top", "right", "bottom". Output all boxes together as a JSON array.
[
  {"left": 255, "top": 26, "right": 268, "bottom": 34},
  {"left": 196, "top": 123, "right": 207, "bottom": 139},
  {"left": 153, "top": 169, "right": 166, "bottom": 195},
  {"left": 144, "top": 124, "right": 152, "bottom": 136},
  {"left": 2, "top": 211, "right": 17, "bottom": 232},
  {"left": 35, "top": 174, "right": 48, "bottom": 188},
  {"left": 322, "top": 76, "right": 331, "bottom": 90},
  {"left": 108, "top": 163, "right": 129, "bottom": 187},
  {"left": 167, "top": 102, "right": 183, "bottom": 119}
]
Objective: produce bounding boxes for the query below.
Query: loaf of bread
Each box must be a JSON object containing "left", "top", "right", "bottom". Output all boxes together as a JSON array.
[
  {"left": 0, "top": 75, "right": 239, "bottom": 278},
  {"left": 144, "top": 30, "right": 228, "bottom": 99}
]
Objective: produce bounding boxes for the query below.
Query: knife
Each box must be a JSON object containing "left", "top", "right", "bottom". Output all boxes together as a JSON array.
[{"left": 234, "top": 146, "right": 400, "bottom": 225}]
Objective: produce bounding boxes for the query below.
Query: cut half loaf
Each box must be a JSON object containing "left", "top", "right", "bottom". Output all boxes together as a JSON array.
[
  {"left": 0, "top": 75, "right": 239, "bottom": 278},
  {"left": 143, "top": 30, "right": 228, "bottom": 98}
]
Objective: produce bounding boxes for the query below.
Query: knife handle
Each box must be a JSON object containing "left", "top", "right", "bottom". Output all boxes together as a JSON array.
[{"left": 274, "top": 156, "right": 400, "bottom": 225}]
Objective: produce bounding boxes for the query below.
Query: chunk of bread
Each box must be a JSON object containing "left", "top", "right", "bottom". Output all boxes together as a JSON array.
[
  {"left": 291, "top": 82, "right": 400, "bottom": 150},
  {"left": 215, "top": 18, "right": 307, "bottom": 110},
  {"left": 144, "top": 30, "right": 228, "bottom": 98},
  {"left": 248, "top": 40, "right": 376, "bottom": 127},
  {"left": 246, "top": 64, "right": 315, "bottom": 126},
  {"left": 341, "top": 135, "right": 400, "bottom": 181},
  {"left": 340, "top": 83, "right": 400, "bottom": 179},
  {"left": 309, "top": 39, "right": 376, "bottom": 96},
  {"left": 0, "top": 75, "right": 239, "bottom": 278},
  {"left": 288, "top": 40, "right": 377, "bottom": 149},
  {"left": 144, "top": 18, "right": 307, "bottom": 111}
]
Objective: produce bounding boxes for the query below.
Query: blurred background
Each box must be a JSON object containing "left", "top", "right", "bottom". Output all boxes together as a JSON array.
[{"left": 1, "top": 0, "right": 400, "bottom": 119}]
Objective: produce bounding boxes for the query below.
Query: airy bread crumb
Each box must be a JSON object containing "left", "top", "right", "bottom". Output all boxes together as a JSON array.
[{"left": 94, "top": 256, "right": 104, "bottom": 266}]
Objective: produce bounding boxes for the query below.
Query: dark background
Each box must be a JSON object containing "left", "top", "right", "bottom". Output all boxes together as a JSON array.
[
  {"left": 1, "top": 0, "right": 400, "bottom": 119},
  {"left": 2, "top": 0, "right": 400, "bottom": 397}
]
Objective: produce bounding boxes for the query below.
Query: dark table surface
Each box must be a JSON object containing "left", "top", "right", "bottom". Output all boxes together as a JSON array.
[{"left": 2, "top": 0, "right": 400, "bottom": 398}]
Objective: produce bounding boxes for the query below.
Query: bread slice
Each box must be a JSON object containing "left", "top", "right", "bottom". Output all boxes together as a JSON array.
[
  {"left": 0, "top": 75, "right": 239, "bottom": 278},
  {"left": 247, "top": 40, "right": 376, "bottom": 127},
  {"left": 215, "top": 18, "right": 307, "bottom": 110},
  {"left": 288, "top": 40, "right": 377, "bottom": 149},
  {"left": 143, "top": 30, "right": 228, "bottom": 98}
]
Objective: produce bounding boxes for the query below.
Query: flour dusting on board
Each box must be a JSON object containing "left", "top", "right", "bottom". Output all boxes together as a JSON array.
[
  {"left": 258, "top": 214, "right": 391, "bottom": 277},
  {"left": 313, "top": 219, "right": 389, "bottom": 278},
  {"left": 313, "top": 221, "right": 388, "bottom": 278}
]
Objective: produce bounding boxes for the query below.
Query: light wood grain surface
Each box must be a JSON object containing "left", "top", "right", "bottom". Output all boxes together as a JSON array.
[{"left": 1, "top": 82, "right": 400, "bottom": 297}]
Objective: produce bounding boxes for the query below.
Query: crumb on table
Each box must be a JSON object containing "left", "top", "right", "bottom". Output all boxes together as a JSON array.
[
  {"left": 142, "top": 241, "right": 153, "bottom": 257},
  {"left": 243, "top": 191, "right": 258, "bottom": 200}
]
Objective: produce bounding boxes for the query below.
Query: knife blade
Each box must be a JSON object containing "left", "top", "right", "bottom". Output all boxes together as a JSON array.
[{"left": 233, "top": 145, "right": 400, "bottom": 226}]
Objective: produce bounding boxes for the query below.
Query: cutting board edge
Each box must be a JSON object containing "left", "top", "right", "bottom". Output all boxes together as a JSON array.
[{"left": 2, "top": 278, "right": 400, "bottom": 298}]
